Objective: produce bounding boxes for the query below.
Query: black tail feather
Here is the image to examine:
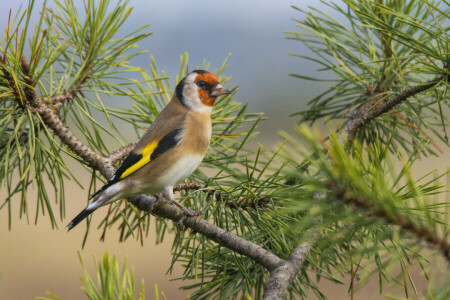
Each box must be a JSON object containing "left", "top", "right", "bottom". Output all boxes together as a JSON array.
[{"left": 67, "top": 208, "right": 95, "bottom": 231}]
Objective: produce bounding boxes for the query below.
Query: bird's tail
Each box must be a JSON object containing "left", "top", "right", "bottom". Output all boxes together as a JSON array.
[
  {"left": 66, "top": 208, "right": 95, "bottom": 231},
  {"left": 67, "top": 182, "right": 123, "bottom": 231}
]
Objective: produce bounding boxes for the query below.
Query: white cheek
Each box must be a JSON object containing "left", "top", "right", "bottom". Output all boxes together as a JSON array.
[
  {"left": 183, "top": 84, "right": 200, "bottom": 105},
  {"left": 182, "top": 84, "right": 212, "bottom": 113}
]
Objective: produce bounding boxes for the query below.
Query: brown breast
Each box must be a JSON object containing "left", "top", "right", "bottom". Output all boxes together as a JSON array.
[{"left": 182, "top": 110, "right": 212, "bottom": 155}]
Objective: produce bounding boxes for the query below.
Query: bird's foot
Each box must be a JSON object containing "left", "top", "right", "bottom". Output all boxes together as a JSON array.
[
  {"left": 170, "top": 200, "right": 203, "bottom": 228},
  {"left": 154, "top": 194, "right": 166, "bottom": 203},
  {"left": 148, "top": 194, "right": 168, "bottom": 211}
]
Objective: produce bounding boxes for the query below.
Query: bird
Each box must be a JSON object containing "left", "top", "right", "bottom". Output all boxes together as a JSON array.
[{"left": 67, "top": 70, "right": 231, "bottom": 230}]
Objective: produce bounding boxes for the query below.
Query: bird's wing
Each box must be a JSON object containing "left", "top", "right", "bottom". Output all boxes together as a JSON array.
[
  {"left": 117, "top": 126, "right": 184, "bottom": 176},
  {"left": 90, "top": 108, "right": 186, "bottom": 200},
  {"left": 90, "top": 126, "right": 184, "bottom": 200}
]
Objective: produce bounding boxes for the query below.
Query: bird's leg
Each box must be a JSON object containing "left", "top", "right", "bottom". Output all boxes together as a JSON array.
[
  {"left": 162, "top": 186, "right": 203, "bottom": 227},
  {"left": 148, "top": 193, "right": 167, "bottom": 211}
]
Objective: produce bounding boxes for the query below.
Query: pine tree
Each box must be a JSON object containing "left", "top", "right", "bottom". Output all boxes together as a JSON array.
[{"left": 1, "top": 0, "right": 448, "bottom": 299}]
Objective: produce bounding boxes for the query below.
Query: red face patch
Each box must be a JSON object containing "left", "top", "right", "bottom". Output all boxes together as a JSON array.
[
  {"left": 195, "top": 73, "right": 220, "bottom": 107},
  {"left": 197, "top": 89, "right": 215, "bottom": 106},
  {"left": 195, "top": 73, "right": 220, "bottom": 85}
]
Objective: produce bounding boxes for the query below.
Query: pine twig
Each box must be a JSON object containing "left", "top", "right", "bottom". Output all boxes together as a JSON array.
[
  {"left": 17, "top": 56, "right": 115, "bottom": 177},
  {"left": 31, "top": 98, "right": 115, "bottom": 176},
  {"left": 106, "top": 143, "right": 137, "bottom": 165},
  {"left": 130, "top": 194, "right": 284, "bottom": 271},
  {"left": 261, "top": 73, "right": 449, "bottom": 299},
  {"left": 345, "top": 74, "right": 448, "bottom": 142},
  {"left": 325, "top": 181, "right": 450, "bottom": 262},
  {"left": 175, "top": 183, "right": 270, "bottom": 209},
  {"left": 33, "top": 106, "right": 286, "bottom": 271}
]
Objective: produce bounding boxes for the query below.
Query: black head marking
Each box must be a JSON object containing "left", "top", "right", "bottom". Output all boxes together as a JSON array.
[
  {"left": 175, "top": 77, "right": 187, "bottom": 107},
  {"left": 192, "top": 69, "right": 208, "bottom": 75},
  {"left": 196, "top": 80, "right": 213, "bottom": 92}
]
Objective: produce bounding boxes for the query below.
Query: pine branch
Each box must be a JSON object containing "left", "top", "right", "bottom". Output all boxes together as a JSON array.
[
  {"left": 130, "top": 194, "right": 284, "bottom": 271},
  {"left": 46, "top": 90, "right": 75, "bottom": 105},
  {"left": 325, "top": 180, "right": 450, "bottom": 262},
  {"left": 263, "top": 73, "right": 449, "bottom": 300},
  {"left": 106, "top": 143, "right": 137, "bottom": 165},
  {"left": 19, "top": 55, "right": 315, "bottom": 296},
  {"left": 345, "top": 73, "right": 448, "bottom": 142},
  {"left": 262, "top": 189, "right": 324, "bottom": 300},
  {"left": 17, "top": 56, "right": 115, "bottom": 177},
  {"left": 30, "top": 98, "right": 115, "bottom": 177},
  {"left": 262, "top": 234, "right": 318, "bottom": 300},
  {"left": 175, "top": 183, "right": 270, "bottom": 209},
  {"left": 173, "top": 182, "right": 204, "bottom": 192}
]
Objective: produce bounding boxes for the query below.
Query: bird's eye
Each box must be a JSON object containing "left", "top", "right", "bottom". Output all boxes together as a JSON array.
[{"left": 196, "top": 81, "right": 208, "bottom": 90}]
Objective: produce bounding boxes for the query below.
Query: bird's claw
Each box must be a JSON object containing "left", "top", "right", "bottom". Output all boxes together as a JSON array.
[
  {"left": 152, "top": 194, "right": 203, "bottom": 228},
  {"left": 154, "top": 194, "right": 166, "bottom": 203},
  {"left": 171, "top": 201, "right": 203, "bottom": 229},
  {"left": 148, "top": 194, "right": 168, "bottom": 212}
]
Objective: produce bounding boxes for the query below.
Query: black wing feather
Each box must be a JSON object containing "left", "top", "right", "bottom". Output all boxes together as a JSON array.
[
  {"left": 150, "top": 127, "right": 183, "bottom": 160},
  {"left": 89, "top": 152, "right": 143, "bottom": 200},
  {"left": 67, "top": 208, "right": 94, "bottom": 231},
  {"left": 89, "top": 127, "right": 183, "bottom": 200}
]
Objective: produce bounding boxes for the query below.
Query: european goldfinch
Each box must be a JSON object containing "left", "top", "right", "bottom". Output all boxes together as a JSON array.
[{"left": 67, "top": 70, "right": 231, "bottom": 230}]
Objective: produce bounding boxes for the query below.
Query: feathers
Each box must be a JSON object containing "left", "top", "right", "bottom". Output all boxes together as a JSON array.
[
  {"left": 120, "top": 141, "right": 158, "bottom": 179},
  {"left": 150, "top": 127, "right": 184, "bottom": 160},
  {"left": 88, "top": 126, "right": 185, "bottom": 203},
  {"left": 67, "top": 182, "right": 124, "bottom": 231},
  {"left": 67, "top": 208, "right": 95, "bottom": 231}
]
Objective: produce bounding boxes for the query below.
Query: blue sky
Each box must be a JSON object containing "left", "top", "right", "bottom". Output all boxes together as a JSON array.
[{"left": 1, "top": 0, "right": 341, "bottom": 141}]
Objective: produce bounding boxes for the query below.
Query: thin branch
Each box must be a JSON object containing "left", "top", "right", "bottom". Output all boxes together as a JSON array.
[
  {"left": 31, "top": 98, "right": 115, "bottom": 177},
  {"left": 173, "top": 182, "right": 204, "bottom": 192},
  {"left": 106, "top": 143, "right": 137, "bottom": 165},
  {"left": 325, "top": 181, "right": 450, "bottom": 262},
  {"left": 46, "top": 90, "right": 76, "bottom": 105},
  {"left": 30, "top": 96, "right": 284, "bottom": 270},
  {"left": 130, "top": 194, "right": 284, "bottom": 271},
  {"left": 345, "top": 74, "right": 448, "bottom": 142},
  {"left": 263, "top": 21, "right": 448, "bottom": 300}
]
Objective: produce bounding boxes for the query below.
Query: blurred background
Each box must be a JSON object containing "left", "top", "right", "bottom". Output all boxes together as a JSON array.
[{"left": 0, "top": 0, "right": 446, "bottom": 299}]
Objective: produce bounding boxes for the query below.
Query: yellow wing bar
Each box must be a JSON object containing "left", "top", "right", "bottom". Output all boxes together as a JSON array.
[{"left": 120, "top": 140, "right": 159, "bottom": 179}]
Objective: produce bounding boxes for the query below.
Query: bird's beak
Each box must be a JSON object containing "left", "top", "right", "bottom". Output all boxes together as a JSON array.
[{"left": 210, "top": 84, "right": 231, "bottom": 97}]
